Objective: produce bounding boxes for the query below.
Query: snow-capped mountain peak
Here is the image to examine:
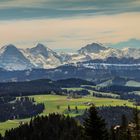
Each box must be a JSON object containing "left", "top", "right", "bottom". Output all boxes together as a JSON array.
[
  {"left": 0, "top": 44, "right": 27, "bottom": 59},
  {"left": 0, "top": 44, "right": 34, "bottom": 71},
  {"left": 0, "top": 44, "right": 18, "bottom": 54},
  {"left": 121, "top": 47, "right": 140, "bottom": 59},
  {"left": 29, "top": 43, "right": 51, "bottom": 57},
  {"left": 78, "top": 42, "right": 107, "bottom": 54},
  {"left": 0, "top": 42, "right": 140, "bottom": 71},
  {"left": 21, "top": 43, "right": 62, "bottom": 69},
  {"left": 33, "top": 43, "right": 48, "bottom": 51}
]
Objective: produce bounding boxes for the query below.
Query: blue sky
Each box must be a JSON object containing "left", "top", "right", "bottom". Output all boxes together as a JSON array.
[{"left": 0, "top": 0, "right": 140, "bottom": 51}]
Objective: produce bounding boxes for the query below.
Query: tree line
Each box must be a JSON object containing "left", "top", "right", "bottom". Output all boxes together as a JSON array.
[
  {"left": 0, "top": 96, "right": 44, "bottom": 122},
  {"left": 0, "top": 105, "right": 140, "bottom": 140}
]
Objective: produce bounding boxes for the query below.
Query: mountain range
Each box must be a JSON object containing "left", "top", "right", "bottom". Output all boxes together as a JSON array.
[{"left": 0, "top": 42, "right": 140, "bottom": 71}]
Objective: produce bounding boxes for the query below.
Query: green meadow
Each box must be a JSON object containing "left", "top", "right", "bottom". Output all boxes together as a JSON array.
[
  {"left": 125, "top": 80, "right": 140, "bottom": 87},
  {"left": 0, "top": 94, "right": 135, "bottom": 135}
]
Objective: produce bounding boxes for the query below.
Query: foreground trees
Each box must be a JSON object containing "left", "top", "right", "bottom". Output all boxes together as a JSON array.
[
  {"left": 2, "top": 105, "right": 140, "bottom": 140},
  {"left": 2, "top": 106, "right": 109, "bottom": 140},
  {"left": 84, "top": 106, "right": 109, "bottom": 140},
  {"left": 2, "top": 106, "right": 108, "bottom": 140},
  {"left": 111, "top": 106, "right": 140, "bottom": 140},
  {"left": 4, "top": 114, "right": 85, "bottom": 140}
]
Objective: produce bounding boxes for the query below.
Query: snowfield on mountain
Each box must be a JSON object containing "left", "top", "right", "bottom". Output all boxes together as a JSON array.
[{"left": 0, "top": 42, "right": 140, "bottom": 70}]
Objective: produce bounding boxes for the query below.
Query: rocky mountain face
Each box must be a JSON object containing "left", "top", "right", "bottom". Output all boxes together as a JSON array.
[
  {"left": 78, "top": 43, "right": 107, "bottom": 54},
  {"left": 0, "top": 45, "right": 33, "bottom": 70},
  {"left": 0, "top": 42, "right": 140, "bottom": 71},
  {"left": 76, "top": 43, "right": 140, "bottom": 61},
  {"left": 20, "top": 43, "right": 62, "bottom": 69}
]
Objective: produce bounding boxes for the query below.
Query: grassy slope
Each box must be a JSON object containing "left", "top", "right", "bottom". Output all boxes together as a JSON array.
[
  {"left": 0, "top": 94, "right": 135, "bottom": 135},
  {"left": 62, "top": 87, "right": 84, "bottom": 91},
  {"left": 126, "top": 80, "right": 140, "bottom": 87},
  {"left": 63, "top": 87, "right": 119, "bottom": 98}
]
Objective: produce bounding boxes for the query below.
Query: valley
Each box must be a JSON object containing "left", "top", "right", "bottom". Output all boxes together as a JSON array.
[
  {"left": 0, "top": 94, "right": 135, "bottom": 135},
  {"left": 1, "top": 0, "right": 140, "bottom": 139},
  {"left": 0, "top": 42, "right": 140, "bottom": 138},
  {"left": 0, "top": 77, "right": 139, "bottom": 135}
]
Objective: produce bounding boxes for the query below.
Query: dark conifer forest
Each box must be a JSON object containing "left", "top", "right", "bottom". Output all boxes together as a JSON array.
[
  {"left": 0, "top": 106, "right": 139, "bottom": 140},
  {"left": 0, "top": 96, "right": 44, "bottom": 122}
]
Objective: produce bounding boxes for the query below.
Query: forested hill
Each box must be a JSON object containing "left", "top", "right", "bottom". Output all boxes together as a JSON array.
[
  {"left": 54, "top": 78, "right": 95, "bottom": 88},
  {"left": 0, "top": 78, "right": 95, "bottom": 96}
]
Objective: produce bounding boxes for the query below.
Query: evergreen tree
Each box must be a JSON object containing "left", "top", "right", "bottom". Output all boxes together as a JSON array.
[
  {"left": 110, "top": 126, "right": 115, "bottom": 140},
  {"left": 126, "top": 130, "right": 132, "bottom": 140},
  {"left": 57, "top": 105, "right": 60, "bottom": 110},
  {"left": 75, "top": 106, "right": 78, "bottom": 113},
  {"left": 83, "top": 105, "right": 109, "bottom": 140},
  {"left": 68, "top": 105, "right": 71, "bottom": 112},
  {"left": 4, "top": 113, "right": 85, "bottom": 140},
  {"left": 133, "top": 106, "right": 140, "bottom": 140},
  {"left": 119, "top": 114, "right": 129, "bottom": 140},
  {"left": 121, "top": 114, "right": 128, "bottom": 130},
  {"left": 0, "top": 134, "right": 2, "bottom": 140}
]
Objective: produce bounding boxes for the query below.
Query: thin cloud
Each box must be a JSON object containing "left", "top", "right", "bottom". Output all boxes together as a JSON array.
[
  {"left": 0, "top": 0, "right": 140, "bottom": 20},
  {"left": 0, "top": 13, "right": 140, "bottom": 49}
]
